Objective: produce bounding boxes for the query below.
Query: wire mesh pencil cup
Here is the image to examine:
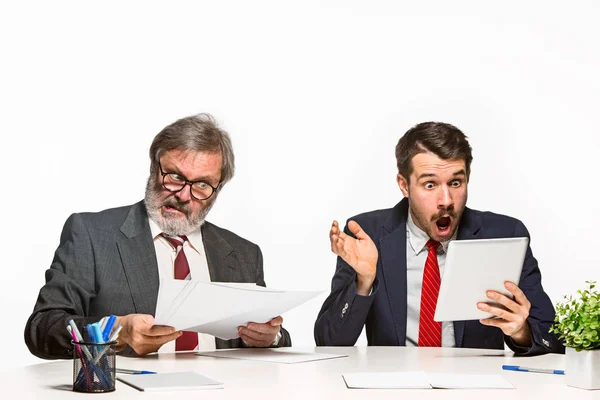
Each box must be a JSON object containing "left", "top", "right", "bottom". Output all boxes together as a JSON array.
[{"left": 72, "top": 340, "right": 117, "bottom": 393}]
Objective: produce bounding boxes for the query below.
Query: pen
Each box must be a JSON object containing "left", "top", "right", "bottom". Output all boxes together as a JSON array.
[
  {"left": 92, "top": 323, "right": 105, "bottom": 344},
  {"left": 67, "top": 323, "right": 93, "bottom": 359},
  {"left": 108, "top": 324, "right": 123, "bottom": 342},
  {"left": 87, "top": 324, "right": 96, "bottom": 343},
  {"left": 502, "top": 365, "right": 565, "bottom": 375},
  {"left": 68, "top": 320, "right": 84, "bottom": 342},
  {"left": 116, "top": 368, "right": 157, "bottom": 375},
  {"left": 103, "top": 315, "right": 117, "bottom": 342},
  {"left": 99, "top": 316, "right": 108, "bottom": 332}
]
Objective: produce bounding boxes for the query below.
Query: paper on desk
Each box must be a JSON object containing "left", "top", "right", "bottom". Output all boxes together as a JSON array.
[
  {"left": 155, "top": 280, "right": 321, "bottom": 339},
  {"left": 343, "top": 372, "right": 431, "bottom": 389},
  {"left": 117, "top": 371, "right": 223, "bottom": 392},
  {"left": 197, "top": 348, "right": 348, "bottom": 364},
  {"left": 342, "top": 372, "right": 513, "bottom": 389},
  {"left": 427, "top": 373, "right": 513, "bottom": 389}
]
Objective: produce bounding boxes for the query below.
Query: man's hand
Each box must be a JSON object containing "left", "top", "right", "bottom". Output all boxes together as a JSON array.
[
  {"left": 477, "top": 281, "right": 532, "bottom": 347},
  {"left": 330, "top": 220, "right": 378, "bottom": 295},
  {"left": 238, "top": 316, "right": 282, "bottom": 347},
  {"left": 114, "top": 314, "right": 182, "bottom": 355}
]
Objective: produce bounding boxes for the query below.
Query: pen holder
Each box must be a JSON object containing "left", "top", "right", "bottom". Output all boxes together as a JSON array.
[{"left": 72, "top": 341, "right": 117, "bottom": 393}]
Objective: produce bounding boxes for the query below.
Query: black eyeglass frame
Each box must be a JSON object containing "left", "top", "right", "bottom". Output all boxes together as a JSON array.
[{"left": 158, "top": 162, "right": 221, "bottom": 201}]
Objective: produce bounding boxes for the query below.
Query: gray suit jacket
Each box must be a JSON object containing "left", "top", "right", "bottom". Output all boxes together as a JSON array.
[{"left": 25, "top": 201, "right": 291, "bottom": 359}]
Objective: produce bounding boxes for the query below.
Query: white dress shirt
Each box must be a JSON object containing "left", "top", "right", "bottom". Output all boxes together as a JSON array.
[
  {"left": 149, "top": 218, "right": 216, "bottom": 352},
  {"left": 405, "top": 212, "right": 456, "bottom": 347}
]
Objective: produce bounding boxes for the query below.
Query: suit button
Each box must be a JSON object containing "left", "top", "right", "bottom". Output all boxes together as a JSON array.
[{"left": 341, "top": 303, "right": 349, "bottom": 318}]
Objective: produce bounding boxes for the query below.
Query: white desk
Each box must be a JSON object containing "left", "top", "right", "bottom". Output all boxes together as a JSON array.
[{"left": 6, "top": 347, "right": 596, "bottom": 399}]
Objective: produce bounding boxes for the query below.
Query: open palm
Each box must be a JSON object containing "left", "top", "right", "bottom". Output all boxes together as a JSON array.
[{"left": 330, "top": 220, "right": 378, "bottom": 277}]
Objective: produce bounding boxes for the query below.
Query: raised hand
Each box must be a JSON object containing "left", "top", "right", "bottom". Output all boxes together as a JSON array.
[{"left": 330, "top": 220, "right": 378, "bottom": 295}]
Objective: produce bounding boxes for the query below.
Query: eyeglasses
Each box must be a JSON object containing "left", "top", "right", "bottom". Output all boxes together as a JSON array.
[{"left": 158, "top": 162, "right": 221, "bottom": 201}]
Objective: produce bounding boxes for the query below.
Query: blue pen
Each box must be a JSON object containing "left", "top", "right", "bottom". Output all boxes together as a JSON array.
[
  {"left": 502, "top": 365, "right": 565, "bottom": 375},
  {"left": 102, "top": 315, "right": 117, "bottom": 342},
  {"left": 87, "top": 324, "right": 97, "bottom": 343},
  {"left": 116, "top": 368, "right": 157, "bottom": 375},
  {"left": 92, "top": 323, "right": 104, "bottom": 344}
]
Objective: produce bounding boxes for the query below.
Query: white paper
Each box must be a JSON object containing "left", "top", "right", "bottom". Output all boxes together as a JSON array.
[
  {"left": 427, "top": 373, "right": 513, "bottom": 389},
  {"left": 117, "top": 371, "right": 223, "bottom": 392},
  {"left": 197, "top": 348, "right": 348, "bottom": 364},
  {"left": 343, "top": 372, "right": 431, "bottom": 389},
  {"left": 210, "top": 282, "right": 282, "bottom": 291},
  {"left": 155, "top": 279, "right": 321, "bottom": 339},
  {"left": 342, "top": 372, "right": 514, "bottom": 390},
  {"left": 154, "top": 280, "right": 193, "bottom": 324}
]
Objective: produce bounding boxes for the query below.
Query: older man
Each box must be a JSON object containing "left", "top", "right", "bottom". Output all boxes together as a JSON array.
[
  {"left": 315, "top": 122, "right": 563, "bottom": 356},
  {"left": 26, "top": 113, "right": 290, "bottom": 359}
]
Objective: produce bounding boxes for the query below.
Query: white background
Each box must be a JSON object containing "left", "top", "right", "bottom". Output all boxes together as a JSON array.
[{"left": 1, "top": 0, "right": 599, "bottom": 370}]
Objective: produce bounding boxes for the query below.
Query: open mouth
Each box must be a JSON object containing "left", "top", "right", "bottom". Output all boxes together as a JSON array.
[{"left": 435, "top": 215, "right": 452, "bottom": 236}]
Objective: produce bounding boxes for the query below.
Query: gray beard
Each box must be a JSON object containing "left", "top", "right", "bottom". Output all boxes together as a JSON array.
[{"left": 143, "top": 175, "right": 215, "bottom": 236}]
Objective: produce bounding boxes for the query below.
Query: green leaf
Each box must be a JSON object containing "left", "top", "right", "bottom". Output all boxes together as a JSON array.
[{"left": 551, "top": 281, "right": 600, "bottom": 351}]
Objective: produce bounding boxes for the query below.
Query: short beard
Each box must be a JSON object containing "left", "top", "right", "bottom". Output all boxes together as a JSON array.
[
  {"left": 408, "top": 192, "right": 460, "bottom": 241},
  {"left": 144, "top": 175, "right": 216, "bottom": 236}
]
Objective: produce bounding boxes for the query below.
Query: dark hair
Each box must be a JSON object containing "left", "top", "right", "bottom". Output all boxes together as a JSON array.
[
  {"left": 395, "top": 121, "right": 473, "bottom": 181},
  {"left": 149, "top": 113, "right": 235, "bottom": 185}
]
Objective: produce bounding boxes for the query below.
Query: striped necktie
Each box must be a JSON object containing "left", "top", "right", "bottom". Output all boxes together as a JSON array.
[
  {"left": 418, "top": 239, "right": 442, "bottom": 347},
  {"left": 162, "top": 234, "right": 198, "bottom": 351}
]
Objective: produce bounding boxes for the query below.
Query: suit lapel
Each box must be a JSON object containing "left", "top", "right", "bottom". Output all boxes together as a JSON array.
[
  {"left": 452, "top": 207, "right": 482, "bottom": 347},
  {"left": 201, "top": 222, "right": 236, "bottom": 282},
  {"left": 116, "top": 201, "right": 160, "bottom": 315},
  {"left": 379, "top": 199, "right": 409, "bottom": 345}
]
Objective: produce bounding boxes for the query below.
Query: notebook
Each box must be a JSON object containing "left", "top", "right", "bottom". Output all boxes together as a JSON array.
[{"left": 117, "top": 371, "right": 223, "bottom": 392}]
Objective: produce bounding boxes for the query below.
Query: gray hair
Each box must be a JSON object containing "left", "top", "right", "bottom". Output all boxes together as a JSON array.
[{"left": 149, "top": 113, "right": 235, "bottom": 185}]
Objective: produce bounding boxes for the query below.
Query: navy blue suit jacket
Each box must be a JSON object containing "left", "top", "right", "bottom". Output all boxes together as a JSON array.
[{"left": 315, "top": 199, "right": 564, "bottom": 356}]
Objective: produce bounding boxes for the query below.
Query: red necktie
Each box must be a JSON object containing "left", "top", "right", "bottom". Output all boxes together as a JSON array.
[
  {"left": 418, "top": 239, "right": 442, "bottom": 347},
  {"left": 162, "top": 234, "right": 198, "bottom": 351}
]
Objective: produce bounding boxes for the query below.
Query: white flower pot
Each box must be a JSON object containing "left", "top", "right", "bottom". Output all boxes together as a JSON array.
[{"left": 566, "top": 347, "right": 600, "bottom": 390}]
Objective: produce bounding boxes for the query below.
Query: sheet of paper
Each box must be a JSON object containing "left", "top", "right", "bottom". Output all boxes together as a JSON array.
[
  {"left": 197, "top": 348, "right": 348, "bottom": 364},
  {"left": 427, "top": 373, "right": 513, "bottom": 389},
  {"left": 155, "top": 280, "right": 195, "bottom": 323},
  {"left": 117, "top": 371, "right": 223, "bottom": 392},
  {"left": 210, "top": 282, "right": 282, "bottom": 292},
  {"left": 342, "top": 371, "right": 514, "bottom": 390},
  {"left": 154, "top": 280, "right": 322, "bottom": 339},
  {"left": 188, "top": 289, "right": 321, "bottom": 339},
  {"left": 343, "top": 372, "right": 431, "bottom": 389}
]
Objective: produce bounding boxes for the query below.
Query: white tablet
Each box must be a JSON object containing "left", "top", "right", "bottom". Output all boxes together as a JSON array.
[{"left": 434, "top": 237, "right": 528, "bottom": 322}]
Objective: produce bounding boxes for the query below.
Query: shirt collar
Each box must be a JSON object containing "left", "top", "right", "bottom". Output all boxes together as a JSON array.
[
  {"left": 406, "top": 210, "right": 457, "bottom": 255},
  {"left": 148, "top": 216, "right": 204, "bottom": 252}
]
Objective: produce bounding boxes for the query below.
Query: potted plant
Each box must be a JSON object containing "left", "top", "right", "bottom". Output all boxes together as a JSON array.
[{"left": 550, "top": 280, "right": 600, "bottom": 390}]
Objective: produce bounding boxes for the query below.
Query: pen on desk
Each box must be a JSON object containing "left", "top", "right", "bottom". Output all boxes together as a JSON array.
[
  {"left": 116, "top": 368, "right": 157, "bottom": 375},
  {"left": 502, "top": 365, "right": 565, "bottom": 375}
]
